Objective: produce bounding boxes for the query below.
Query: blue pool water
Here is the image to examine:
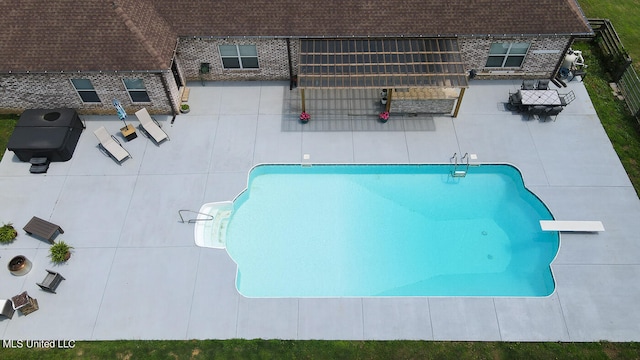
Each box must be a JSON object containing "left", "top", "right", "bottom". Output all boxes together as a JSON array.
[{"left": 225, "top": 164, "right": 558, "bottom": 297}]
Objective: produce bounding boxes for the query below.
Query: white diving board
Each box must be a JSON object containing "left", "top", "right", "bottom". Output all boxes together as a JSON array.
[{"left": 540, "top": 220, "right": 605, "bottom": 232}]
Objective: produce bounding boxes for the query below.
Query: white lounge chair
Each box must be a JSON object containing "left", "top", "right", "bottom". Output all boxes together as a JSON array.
[
  {"left": 540, "top": 220, "right": 605, "bottom": 232},
  {"left": 135, "top": 108, "right": 169, "bottom": 145},
  {"left": 93, "top": 126, "right": 131, "bottom": 164}
]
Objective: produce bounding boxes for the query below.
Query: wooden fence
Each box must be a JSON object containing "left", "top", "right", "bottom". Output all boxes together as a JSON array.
[{"left": 588, "top": 18, "right": 640, "bottom": 119}]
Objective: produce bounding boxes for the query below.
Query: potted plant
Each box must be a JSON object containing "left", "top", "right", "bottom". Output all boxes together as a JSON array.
[
  {"left": 49, "top": 240, "right": 73, "bottom": 263},
  {"left": 300, "top": 111, "right": 311, "bottom": 123},
  {"left": 180, "top": 103, "right": 190, "bottom": 113},
  {"left": 0, "top": 223, "right": 17, "bottom": 244},
  {"left": 379, "top": 111, "right": 390, "bottom": 123}
]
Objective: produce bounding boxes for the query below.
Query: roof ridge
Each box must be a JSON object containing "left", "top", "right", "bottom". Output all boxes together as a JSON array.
[{"left": 112, "top": 1, "right": 167, "bottom": 69}]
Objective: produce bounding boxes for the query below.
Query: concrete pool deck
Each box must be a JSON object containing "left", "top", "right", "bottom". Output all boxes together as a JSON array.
[{"left": 1, "top": 79, "right": 639, "bottom": 341}]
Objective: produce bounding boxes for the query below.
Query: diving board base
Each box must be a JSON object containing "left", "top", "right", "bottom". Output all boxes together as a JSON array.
[{"left": 540, "top": 220, "right": 604, "bottom": 232}]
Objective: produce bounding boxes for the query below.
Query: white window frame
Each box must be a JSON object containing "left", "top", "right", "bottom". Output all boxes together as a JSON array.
[
  {"left": 219, "top": 44, "right": 259, "bottom": 69},
  {"left": 486, "top": 42, "right": 530, "bottom": 68},
  {"left": 71, "top": 79, "right": 101, "bottom": 103},
  {"left": 122, "top": 78, "right": 151, "bottom": 103}
]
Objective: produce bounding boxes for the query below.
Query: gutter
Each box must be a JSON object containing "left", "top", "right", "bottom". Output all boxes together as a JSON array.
[{"left": 0, "top": 69, "right": 170, "bottom": 75}]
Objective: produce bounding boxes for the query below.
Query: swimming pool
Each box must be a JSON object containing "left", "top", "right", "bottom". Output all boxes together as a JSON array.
[{"left": 217, "top": 164, "right": 558, "bottom": 297}]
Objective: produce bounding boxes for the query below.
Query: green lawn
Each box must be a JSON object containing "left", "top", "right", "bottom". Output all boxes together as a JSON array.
[
  {"left": 579, "top": 0, "right": 640, "bottom": 63},
  {"left": 0, "top": 115, "right": 17, "bottom": 160},
  {"left": 0, "top": 339, "right": 639, "bottom": 360}
]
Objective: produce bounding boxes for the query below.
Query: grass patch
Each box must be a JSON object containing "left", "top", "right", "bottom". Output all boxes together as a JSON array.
[
  {"left": 0, "top": 114, "right": 18, "bottom": 161},
  {"left": 1, "top": 340, "right": 640, "bottom": 359},
  {"left": 578, "top": 1, "right": 640, "bottom": 64}
]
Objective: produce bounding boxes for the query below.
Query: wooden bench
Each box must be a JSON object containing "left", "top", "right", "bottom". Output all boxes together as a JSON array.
[
  {"left": 180, "top": 86, "right": 190, "bottom": 102},
  {"left": 37, "top": 269, "right": 66, "bottom": 293},
  {"left": 23, "top": 216, "right": 64, "bottom": 243}
]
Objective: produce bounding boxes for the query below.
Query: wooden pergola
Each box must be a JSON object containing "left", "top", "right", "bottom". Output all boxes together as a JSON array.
[{"left": 297, "top": 38, "right": 469, "bottom": 117}]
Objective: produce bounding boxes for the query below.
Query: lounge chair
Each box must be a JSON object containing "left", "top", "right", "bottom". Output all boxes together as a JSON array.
[
  {"left": 93, "top": 126, "right": 131, "bottom": 164},
  {"left": 135, "top": 108, "right": 170, "bottom": 145},
  {"left": 0, "top": 299, "right": 15, "bottom": 319}
]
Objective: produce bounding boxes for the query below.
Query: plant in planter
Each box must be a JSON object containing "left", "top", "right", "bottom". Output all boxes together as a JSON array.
[
  {"left": 300, "top": 111, "right": 311, "bottom": 123},
  {"left": 49, "top": 240, "right": 73, "bottom": 264},
  {"left": 180, "top": 104, "right": 190, "bottom": 113},
  {"left": 0, "top": 223, "right": 17, "bottom": 244},
  {"left": 379, "top": 111, "right": 390, "bottom": 123}
]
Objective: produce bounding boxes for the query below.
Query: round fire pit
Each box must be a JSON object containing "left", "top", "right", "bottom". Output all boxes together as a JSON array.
[{"left": 8, "top": 255, "right": 32, "bottom": 276}]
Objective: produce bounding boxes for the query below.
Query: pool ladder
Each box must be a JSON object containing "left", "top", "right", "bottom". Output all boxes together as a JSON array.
[
  {"left": 450, "top": 152, "right": 469, "bottom": 177},
  {"left": 178, "top": 209, "right": 214, "bottom": 224}
]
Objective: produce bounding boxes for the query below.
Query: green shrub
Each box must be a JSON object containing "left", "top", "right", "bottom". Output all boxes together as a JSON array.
[
  {"left": 0, "top": 223, "right": 17, "bottom": 244},
  {"left": 49, "top": 240, "right": 73, "bottom": 263}
]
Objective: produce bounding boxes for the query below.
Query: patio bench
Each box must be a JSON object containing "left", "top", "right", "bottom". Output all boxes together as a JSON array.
[{"left": 23, "top": 216, "right": 64, "bottom": 243}]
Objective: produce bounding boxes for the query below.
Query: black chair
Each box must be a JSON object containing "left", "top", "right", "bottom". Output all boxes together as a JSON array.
[
  {"left": 526, "top": 105, "right": 548, "bottom": 120},
  {"left": 559, "top": 90, "right": 576, "bottom": 106},
  {"left": 36, "top": 269, "right": 65, "bottom": 293},
  {"left": 544, "top": 106, "right": 563, "bottom": 121},
  {"left": 507, "top": 91, "right": 522, "bottom": 111},
  {"left": 536, "top": 79, "right": 550, "bottom": 90},
  {"left": 521, "top": 80, "right": 535, "bottom": 90}
]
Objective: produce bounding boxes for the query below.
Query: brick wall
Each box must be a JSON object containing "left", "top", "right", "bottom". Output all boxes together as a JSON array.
[
  {"left": 176, "top": 37, "right": 295, "bottom": 81},
  {"left": 459, "top": 36, "right": 571, "bottom": 79},
  {"left": 0, "top": 72, "right": 177, "bottom": 115},
  {"left": 390, "top": 99, "right": 455, "bottom": 114}
]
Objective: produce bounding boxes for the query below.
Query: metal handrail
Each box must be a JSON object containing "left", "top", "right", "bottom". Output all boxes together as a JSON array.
[{"left": 178, "top": 209, "right": 214, "bottom": 224}]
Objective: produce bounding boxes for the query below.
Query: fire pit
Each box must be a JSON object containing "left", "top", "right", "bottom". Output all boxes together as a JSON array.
[{"left": 8, "top": 255, "right": 32, "bottom": 276}]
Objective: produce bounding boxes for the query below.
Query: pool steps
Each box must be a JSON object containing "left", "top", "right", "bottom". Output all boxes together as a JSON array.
[{"left": 193, "top": 201, "right": 233, "bottom": 248}]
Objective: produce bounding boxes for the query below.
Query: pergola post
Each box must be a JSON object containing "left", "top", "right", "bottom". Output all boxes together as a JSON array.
[
  {"left": 300, "top": 89, "right": 306, "bottom": 112},
  {"left": 452, "top": 87, "right": 466, "bottom": 118},
  {"left": 385, "top": 88, "right": 392, "bottom": 112}
]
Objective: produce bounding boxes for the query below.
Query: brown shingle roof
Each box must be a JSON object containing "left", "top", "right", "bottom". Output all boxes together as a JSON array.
[
  {"left": 0, "top": 0, "right": 591, "bottom": 73},
  {"left": 156, "top": 0, "right": 592, "bottom": 38},
  {"left": 0, "top": 0, "right": 176, "bottom": 72}
]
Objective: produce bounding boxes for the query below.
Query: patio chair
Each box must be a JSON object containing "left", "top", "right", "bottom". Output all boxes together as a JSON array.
[
  {"left": 526, "top": 105, "right": 548, "bottom": 120},
  {"left": 559, "top": 90, "right": 576, "bottom": 106},
  {"left": 135, "top": 108, "right": 170, "bottom": 145},
  {"left": 0, "top": 299, "right": 15, "bottom": 319},
  {"left": 507, "top": 91, "right": 522, "bottom": 111},
  {"left": 521, "top": 79, "right": 535, "bottom": 90},
  {"left": 94, "top": 126, "right": 132, "bottom": 164},
  {"left": 536, "top": 79, "right": 550, "bottom": 90},
  {"left": 543, "top": 106, "right": 563, "bottom": 121},
  {"left": 36, "top": 269, "right": 65, "bottom": 293}
]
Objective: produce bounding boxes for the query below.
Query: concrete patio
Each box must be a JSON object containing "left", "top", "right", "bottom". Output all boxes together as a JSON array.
[{"left": 1, "top": 79, "right": 639, "bottom": 341}]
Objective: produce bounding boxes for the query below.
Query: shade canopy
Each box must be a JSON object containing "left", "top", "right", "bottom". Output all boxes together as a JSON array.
[{"left": 298, "top": 38, "right": 469, "bottom": 89}]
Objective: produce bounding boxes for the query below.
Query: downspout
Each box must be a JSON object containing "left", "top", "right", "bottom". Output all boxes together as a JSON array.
[
  {"left": 160, "top": 71, "right": 179, "bottom": 117},
  {"left": 287, "top": 38, "right": 295, "bottom": 90}
]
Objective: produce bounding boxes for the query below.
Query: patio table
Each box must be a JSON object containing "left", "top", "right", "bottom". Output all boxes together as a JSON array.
[{"left": 518, "top": 90, "right": 562, "bottom": 106}]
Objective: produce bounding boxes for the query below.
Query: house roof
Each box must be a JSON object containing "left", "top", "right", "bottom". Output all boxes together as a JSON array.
[
  {"left": 0, "top": 0, "right": 177, "bottom": 73},
  {"left": 156, "top": 0, "right": 592, "bottom": 38},
  {"left": 0, "top": 0, "right": 592, "bottom": 73}
]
